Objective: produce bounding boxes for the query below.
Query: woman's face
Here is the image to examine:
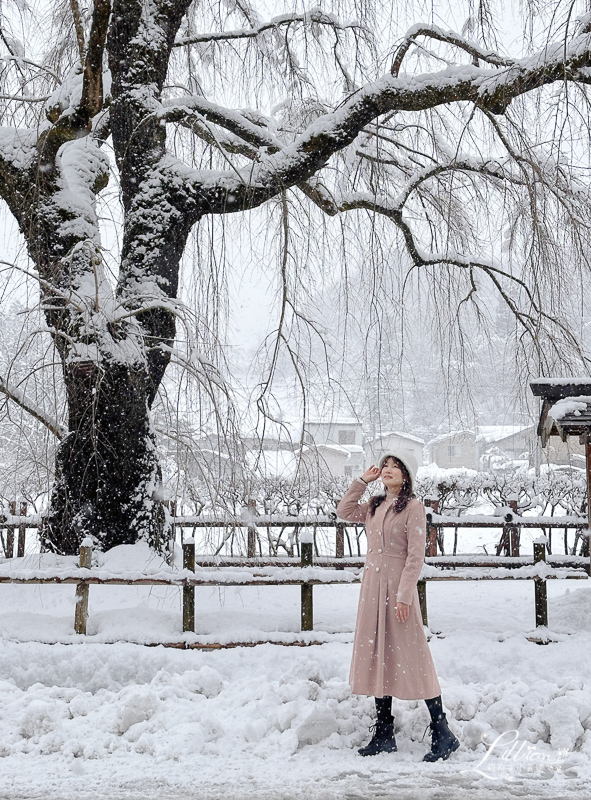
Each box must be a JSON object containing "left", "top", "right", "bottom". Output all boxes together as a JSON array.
[{"left": 381, "top": 457, "right": 405, "bottom": 493}]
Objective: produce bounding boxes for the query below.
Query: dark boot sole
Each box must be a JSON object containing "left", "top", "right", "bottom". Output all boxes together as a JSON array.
[
  {"left": 423, "top": 736, "right": 460, "bottom": 762},
  {"left": 358, "top": 742, "right": 398, "bottom": 757}
]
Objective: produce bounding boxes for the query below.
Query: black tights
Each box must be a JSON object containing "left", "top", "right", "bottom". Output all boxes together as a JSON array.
[{"left": 375, "top": 695, "right": 443, "bottom": 723}]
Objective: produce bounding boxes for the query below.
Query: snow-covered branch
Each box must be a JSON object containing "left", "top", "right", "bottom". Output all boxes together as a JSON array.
[
  {"left": 160, "top": 97, "right": 280, "bottom": 152},
  {"left": 391, "top": 23, "right": 515, "bottom": 76},
  {"left": 174, "top": 8, "right": 365, "bottom": 47},
  {"left": 180, "top": 29, "right": 591, "bottom": 215},
  {"left": 0, "top": 375, "right": 67, "bottom": 440}
]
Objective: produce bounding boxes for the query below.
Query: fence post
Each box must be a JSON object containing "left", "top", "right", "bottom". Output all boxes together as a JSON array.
[
  {"left": 183, "top": 538, "right": 195, "bottom": 633},
  {"left": 167, "top": 500, "right": 177, "bottom": 566},
  {"left": 335, "top": 521, "right": 345, "bottom": 570},
  {"left": 417, "top": 579, "right": 428, "bottom": 627},
  {"left": 533, "top": 536, "right": 548, "bottom": 629},
  {"left": 17, "top": 501, "right": 27, "bottom": 558},
  {"left": 247, "top": 498, "right": 257, "bottom": 558},
  {"left": 300, "top": 528, "right": 314, "bottom": 631},
  {"left": 498, "top": 512, "right": 515, "bottom": 557},
  {"left": 74, "top": 538, "right": 92, "bottom": 634},
  {"left": 424, "top": 507, "right": 438, "bottom": 557},
  {"left": 508, "top": 498, "right": 520, "bottom": 556},
  {"left": 7, "top": 500, "right": 16, "bottom": 558}
]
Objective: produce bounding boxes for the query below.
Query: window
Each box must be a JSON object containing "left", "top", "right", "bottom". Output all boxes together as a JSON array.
[
  {"left": 339, "top": 429, "right": 356, "bottom": 445},
  {"left": 448, "top": 444, "right": 461, "bottom": 457},
  {"left": 344, "top": 466, "right": 353, "bottom": 476}
]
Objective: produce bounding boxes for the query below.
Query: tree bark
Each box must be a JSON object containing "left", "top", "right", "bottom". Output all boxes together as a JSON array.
[{"left": 40, "top": 361, "right": 166, "bottom": 553}]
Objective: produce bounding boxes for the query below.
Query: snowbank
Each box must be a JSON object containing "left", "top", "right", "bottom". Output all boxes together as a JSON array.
[{"left": 0, "top": 543, "right": 590, "bottom": 798}]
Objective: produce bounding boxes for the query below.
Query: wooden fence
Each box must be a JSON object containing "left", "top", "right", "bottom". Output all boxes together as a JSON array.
[
  {"left": 0, "top": 524, "right": 588, "bottom": 646},
  {"left": 2, "top": 504, "right": 589, "bottom": 559}
]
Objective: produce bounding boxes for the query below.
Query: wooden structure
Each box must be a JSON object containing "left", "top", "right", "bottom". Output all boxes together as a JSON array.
[
  {"left": 531, "top": 378, "right": 591, "bottom": 566},
  {"left": 1, "top": 539, "right": 587, "bottom": 644}
]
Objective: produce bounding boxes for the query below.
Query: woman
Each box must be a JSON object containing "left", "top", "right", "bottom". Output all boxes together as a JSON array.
[{"left": 337, "top": 453, "right": 459, "bottom": 761}]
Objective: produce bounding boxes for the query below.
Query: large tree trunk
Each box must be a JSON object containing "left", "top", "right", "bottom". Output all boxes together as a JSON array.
[{"left": 40, "top": 361, "right": 166, "bottom": 554}]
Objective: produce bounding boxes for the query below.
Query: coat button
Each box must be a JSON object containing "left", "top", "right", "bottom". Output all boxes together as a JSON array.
[
  {"left": 375, "top": 567, "right": 380, "bottom": 572},
  {"left": 378, "top": 548, "right": 383, "bottom": 553},
  {"left": 368, "top": 548, "right": 372, "bottom": 553}
]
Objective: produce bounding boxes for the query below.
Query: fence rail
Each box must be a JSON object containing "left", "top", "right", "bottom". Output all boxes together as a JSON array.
[
  {"left": 1, "top": 508, "right": 589, "bottom": 646},
  {"left": 2, "top": 509, "right": 589, "bottom": 559},
  {"left": 0, "top": 538, "right": 588, "bottom": 645}
]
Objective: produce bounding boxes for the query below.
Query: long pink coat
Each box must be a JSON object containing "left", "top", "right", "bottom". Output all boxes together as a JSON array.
[{"left": 337, "top": 478, "right": 441, "bottom": 700}]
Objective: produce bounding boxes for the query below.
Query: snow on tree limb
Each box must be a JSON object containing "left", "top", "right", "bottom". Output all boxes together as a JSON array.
[
  {"left": 173, "top": 7, "right": 366, "bottom": 47},
  {"left": 176, "top": 29, "right": 591, "bottom": 215},
  {"left": 391, "top": 24, "right": 515, "bottom": 76},
  {"left": 0, "top": 375, "right": 67, "bottom": 440},
  {"left": 160, "top": 97, "right": 280, "bottom": 152}
]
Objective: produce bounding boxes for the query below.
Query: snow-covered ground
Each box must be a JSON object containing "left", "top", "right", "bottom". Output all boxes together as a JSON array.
[{"left": 0, "top": 543, "right": 590, "bottom": 799}]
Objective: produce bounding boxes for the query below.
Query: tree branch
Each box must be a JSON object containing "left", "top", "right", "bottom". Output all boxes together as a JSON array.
[
  {"left": 391, "top": 23, "right": 515, "bottom": 77},
  {"left": 174, "top": 8, "right": 366, "bottom": 47},
  {"left": 79, "top": 0, "right": 112, "bottom": 122},
  {"left": 313, "top": 185, "right": 586, "bottom": 364},
  {"left": 160, "top": 97, "right": 280, "bottom": 152},
  {"left": 0, "top": 375, "right": 67, "bottom": 439},
  {"left": 69, "top": 0, "right": 86, "bottom": 66},
  {"left": 180, "top": 29, "right": 591, "bottom": 216}
]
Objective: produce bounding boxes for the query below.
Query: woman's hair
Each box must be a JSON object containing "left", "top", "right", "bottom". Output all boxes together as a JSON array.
[{"left": 369, "top": 457, "right": 415, "bottom": 516}]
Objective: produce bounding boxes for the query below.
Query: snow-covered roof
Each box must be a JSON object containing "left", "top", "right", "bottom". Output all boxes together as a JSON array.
[
  {"left": 245, "top": 449, "right": 297, "bottom": 479},
  {"left": 341, "top": 444, "right": 364, "bottom": 455},
  {"left": 368, "top": 430, "right": 425, "bottom": 445},
  {"left": 476, "top": 425, "right": 532, "bottom": 443},
  {"left": 427, "top": 430, "right": 474, "bottom": 446},
  {"left": 301, "top": 443, "right": 350, "bottom": 457},
  {"left": 305, "top": 418, "right": 361, "bottom": 427},
  {"left": 532, "top": 376, "right": 591, "bottom": 386},
  {"left": 548, "top": 397, "right": 591, "bottom": 422}
]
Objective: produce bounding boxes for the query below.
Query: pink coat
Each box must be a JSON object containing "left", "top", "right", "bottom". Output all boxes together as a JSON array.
[{"left": 337, "top": 478, "right": 441, "bottom": 700}]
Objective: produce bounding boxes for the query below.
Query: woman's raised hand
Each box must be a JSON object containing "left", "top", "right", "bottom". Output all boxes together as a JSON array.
[{"left": 360, "top": 465, "right": 381, "bottom": 483}]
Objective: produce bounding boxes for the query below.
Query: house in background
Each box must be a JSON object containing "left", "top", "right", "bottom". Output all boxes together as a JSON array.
[
  {"left": 365, "top": 431, "right": 425, "bottom": 471},
  {"left": 426, "top": 430, "right": 478, "bottom": 470},
  {"left": 477, "top": 425, "right": 534, "bottom": 471},
  {"left": 477, "top": 424, "right": 585, "bottom": 471},
  {"left": 298, "top": 443, "right": 351, "bottom": 481},
  {"left": 304, "top": 419, "right": 365, "bottom": 477}
]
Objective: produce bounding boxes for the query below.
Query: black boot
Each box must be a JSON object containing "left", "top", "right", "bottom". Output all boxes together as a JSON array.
[
  {"left": 422, "top": 713, "right": 459, "bottom": 762},
  {"left": 358, "top": 720, "right": 397, "bottom": 756},
  {"left": 358, "top": 696, "right": 397, "bottom": 756}
]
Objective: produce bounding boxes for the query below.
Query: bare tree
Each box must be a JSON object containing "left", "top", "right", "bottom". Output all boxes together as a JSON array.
[{"left": 1, "top": 0, "right": 591, "bottom": 552}]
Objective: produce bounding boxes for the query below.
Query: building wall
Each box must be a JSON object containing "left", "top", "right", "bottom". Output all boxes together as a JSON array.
[
  {"left": 305, "top": 421, "right": 362, "bottom": 448},
  {"left": 543, "top": 437, "right": 585, "bottom": 466},
  {"left": 428, "top": 432, "right": 477, "bottom": 470},
  {"left": 300, "top": 446, "right": 349, "bottom": 480},
  {"left": 479, "top": 425, "right": 585, "bottom": 469}
]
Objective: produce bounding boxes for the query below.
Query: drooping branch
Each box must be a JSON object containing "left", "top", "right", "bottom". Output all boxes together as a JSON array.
[
  {"left": 312, "top": 183, "right": 587, "bottom": 366},
  {"left": 0, "top": 375, "right": 67, "bottom": 440},
  {"left": 0, "top": 55, "right": 60, "bottom": 82},
  {"left": 178, "top": 28, "right": 591, "bottom": 217},
  {"left": 391, "top": 23, "right": 515, "bottom": 76},
  {"left": 173, "top": 7, "right": 366, "bottom": 47}
]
